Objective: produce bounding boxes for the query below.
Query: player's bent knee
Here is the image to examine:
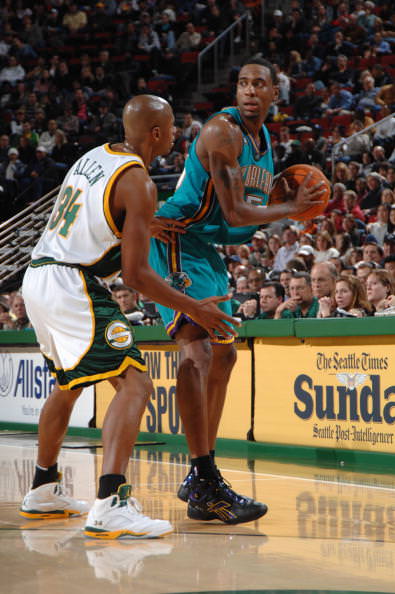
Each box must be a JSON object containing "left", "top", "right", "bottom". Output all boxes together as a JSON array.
[{"left": 211, "top": 344, "right": 237, "bottom": 376}]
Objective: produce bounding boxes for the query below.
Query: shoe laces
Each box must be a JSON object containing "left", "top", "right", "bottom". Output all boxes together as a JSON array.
[{"left": 215, "top": 470, "right": 246, "bottom": 504}]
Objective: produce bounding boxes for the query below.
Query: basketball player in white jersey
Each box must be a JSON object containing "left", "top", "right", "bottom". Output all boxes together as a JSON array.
[{"left": 20, "top": 95, "right": 237, "bottom": 539}]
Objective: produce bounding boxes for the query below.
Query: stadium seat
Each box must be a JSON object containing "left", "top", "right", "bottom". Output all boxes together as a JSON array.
[{"left": 180, "top": 52, "right": 199, "bottom": 64}]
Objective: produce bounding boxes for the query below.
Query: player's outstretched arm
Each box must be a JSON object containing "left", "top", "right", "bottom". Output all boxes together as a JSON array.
[
  {"left": 200, "top": 117, "right": 325, "bottom": 226},
  {"left": 116, "top": 167, "right": 239, "bottom": 339}
]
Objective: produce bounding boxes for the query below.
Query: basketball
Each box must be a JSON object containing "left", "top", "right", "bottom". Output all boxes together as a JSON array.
[{"left": 270, "top": 164, "right": 331, "bottom": 221}]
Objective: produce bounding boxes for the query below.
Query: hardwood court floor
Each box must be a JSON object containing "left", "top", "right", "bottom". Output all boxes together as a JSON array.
[{"left": 1, "top": 433, "right": 395, "bottom": 594}]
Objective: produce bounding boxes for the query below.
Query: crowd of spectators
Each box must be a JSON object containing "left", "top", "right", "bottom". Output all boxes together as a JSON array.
[
  {"left": 0, "top": 1, "right": 243, "bottom": 217},
  {"left": 1, "top": 0, "right": 395, "bottom": 328}
]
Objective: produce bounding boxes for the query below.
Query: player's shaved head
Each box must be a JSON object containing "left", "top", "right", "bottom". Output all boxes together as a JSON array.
[{"left": 123, "top": 95, "right": 173, "bottom": 140}]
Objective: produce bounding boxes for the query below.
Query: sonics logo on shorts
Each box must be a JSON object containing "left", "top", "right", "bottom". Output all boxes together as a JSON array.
[{"left": 105, "top": 320, "right": 133, "bottom": 350}]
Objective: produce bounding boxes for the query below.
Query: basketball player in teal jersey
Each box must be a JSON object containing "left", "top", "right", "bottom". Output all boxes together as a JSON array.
[{"left": 150, "top": 58, "right": 325, "bottom": 524}]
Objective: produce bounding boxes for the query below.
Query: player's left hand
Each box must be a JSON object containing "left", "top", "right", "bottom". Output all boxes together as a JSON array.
[{"left": 150, "top": 217, "right": 186, "bottom": 243}]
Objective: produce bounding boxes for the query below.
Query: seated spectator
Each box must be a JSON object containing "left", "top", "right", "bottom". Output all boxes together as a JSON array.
[
  {"left": 256, "top": 282, "right": 285, "bottom": 319},
  {"left": 318, "top": 275, "right": 371, "bottom": 317},
  {"left": 247, "top": 268, "right": 266, "bottom": 293},
  {"left": 303, "top": 138, "right": 325, "bottom": 169},
  {"left": 311, "top": 262, "right": 337, "bottom": 305},
  {"left": 38, "top": 119, "right": 58, "bottom": 154},
  {"left": 0, "top": 56, "right": 25, "bottom": 87},
  {"left": 367, "top": 204, "right": 390, "bottom": 244},
  {"left": 267, "top": 233, "right": 281, "bottom": 260},
  {"left": 16, "top": 135, "right": 36, "bottom": 166},
  {"left": 362, "top": 240, "right": 383, "bottom": 265},
  {"left": 176, "top": 22, "right": 202, "bottom": 51},
  {"left": 314, "top": 230, "right": 336, "bottom": 263},
  {"left": 0, "top": 147, "right": 25, "bottom": 199},
  {"left": 334, "top": 231, "right": 353, "bottom": 257},
  {"left": 361, "top": 172, "right": 385, "bottom": 210},
  {"left": 112, "top": 284, "right": 144, "bottom": 325},
  {"left": 294, "top": 83, "right": 323, "bottom": 119},
  {"left": 375, "top": 84, "right": 395, "bottom": 111},
  {"left": 383, "top": 254, "right": 395, "bottom": 284},
  {"left": 325, "top": 82, "right": 353, "bottom": 116},
  {"left": 20, "top": 121, "right": 39, "bottom": 149},
  {"left": 383, "top": 232, "right": 395, "bottom": 258},
  {"left": 328, "top": 31, "right": 355, "bottom": 58},
  {"left": 381, "top": 188, "right": 394, "bottom": 207},
  {"left": 348, "top": 161, "right": 363, "bottom": 187},
  {"left": 20, "top": 145, "right": 57, "bottom": 201},
  {"left": 182, "top": 112, "right": 202, "bottom": 142},
  {"left": 387, "top": 167, "right": 395, "bottom": 191},
  {"left": 51, "top": 129, "right": 75, "bottom": 167},
  {"left": 355, "top": 260, "right": 377, "bottom": 286},
  {"left": 333, "top": 162, "right": 352, "bottom": 187},
  {"left": 10, "top": 294, "right": 32, "bottom": 330},
  {"left": 387, "top": 205, "right": 395, "bottom": 233},
  {"left": 0, "top": 135, "right": 10, "bottom": 164},
  {"left": 343, "top": 190, "right": 365, "bottom": 221},
  {"left": 354, "top": 75, "right": 379, "bottom": 113},
  {"left": 355, "top": 175, "right": 369, "bottom": 203},
  {"left": 236, "top": 244, "right": 251, "bottom": 266},
  {"left": 273, "top": 225, "right": 299, "bottom": 271},
  {"left": 300, "top": 50, "right": 322, "bottom": 79},
  {"left": 233, "top": 276, "right": 252, "bottom": 303},
  {"left": 372, "top": 31, "right": 391, "bottom": 55},
  {"left": 370, "top": 145, "right": 389, "bottom": 172},
  {"left": 344, "top": 120, "right": 371, "bottom": 161},
  {"left": 62, "top": 3, "right": 88, "bottom": 34},
  {"left": 0, "top": 295, "right": 14, "bottom": 330},
  {"left": 366, "top": 269, "right": 395, "bottom": 314},
  {"left": 156, "top": 11, "right": 176, "bottom": 51},
  {"left": 274, "top": 272, "right": 319, "bottom": 318},
  {"left": 285, "top": 256, "right": 307, "bottom": 272},
  {"left": 89, "top": 102, "right": 118, "bottom": 141},
  {"left": 235, "top": 293, "right": 260, "bottom": 321},
  {"left": 138, "top": 24, "right": 161, "bottom": 59},
  {"left": 326, "top": 182, "right": 346, "bottom": 213},
  {"left": 357, "top": 0, "right": 379, "bottom": 34},
  {"left": 330, "top": 55, "right": 355, "bottom": 87},
  {"left": 344, "top": 246, "right": 363, "bottom": 268},
  {"left": 279, "top": 269, "right": 292, "bottom": 299},
  {"left": 273, "top": 63, "right": 290, "bottom": 105},
  {"left": 296, "top": 244, "right": 315, "bottom": 271}
]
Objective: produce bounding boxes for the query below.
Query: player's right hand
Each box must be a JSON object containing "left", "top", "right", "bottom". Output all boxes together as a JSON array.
[
  {"left": 291, "top": 172, "right": 326, "bottom": 214},
  {"left": 192, "top": 295, "right": 241, "bottom": 340}
]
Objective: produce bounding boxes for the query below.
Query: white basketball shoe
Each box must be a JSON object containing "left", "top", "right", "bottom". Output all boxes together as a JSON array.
[
  {"left": 20, "top": 477, "right": 89, "bottom": 519},
  {"left": 84, "top": 484, "right": 173, "bottom": 540}
]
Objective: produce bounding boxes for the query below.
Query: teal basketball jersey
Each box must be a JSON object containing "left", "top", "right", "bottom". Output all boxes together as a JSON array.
[{"left": 156, "top": 106, "right": 274, "bottom": 245}]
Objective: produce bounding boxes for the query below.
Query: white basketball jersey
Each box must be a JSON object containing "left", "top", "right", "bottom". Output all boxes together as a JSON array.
[{"left": 32, "top": 144, "right": 145, "bottom": 278}]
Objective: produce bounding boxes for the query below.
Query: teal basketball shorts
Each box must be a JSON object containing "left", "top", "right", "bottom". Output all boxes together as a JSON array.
[{"left": 149, "top": 233, "right": 234, "bottom": 343}]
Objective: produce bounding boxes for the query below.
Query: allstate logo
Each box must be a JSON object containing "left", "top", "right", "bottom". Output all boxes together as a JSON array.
[
  {"left": 105, "top": 320, "right": 133, "bottom": 350},
  {"left": 0, "top": 352, "right": 13, "bottom": 396}
]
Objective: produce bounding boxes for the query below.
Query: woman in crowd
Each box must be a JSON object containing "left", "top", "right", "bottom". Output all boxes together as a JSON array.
[
  {"left": 366, "top": 269, "right": 395, "bottom": 313},
  {"left": 387, "top": 204, "right": 395, "bottom": 234},
  {"left": 314, "top": 230, "right": 334, "bottom": 262},
  {"left": 318, "top": 275, "right": 371, "bottom": 317},
  {"left": 381, "top": 188, "right": 394, "bottom": 206}
]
